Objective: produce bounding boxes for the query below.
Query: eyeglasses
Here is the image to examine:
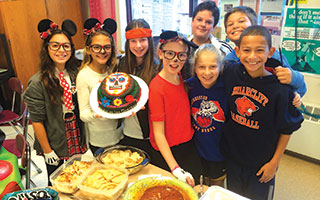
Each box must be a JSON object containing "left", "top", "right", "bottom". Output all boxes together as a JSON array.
[
  {"left": 89, "top": 44, "right": 112, "bottom": 53},
  {"left": 48, "top": 42, "right": 72, "bottom": 52},
  {"left": 162, "top": 50, "right": 188, "bottom": 61}
]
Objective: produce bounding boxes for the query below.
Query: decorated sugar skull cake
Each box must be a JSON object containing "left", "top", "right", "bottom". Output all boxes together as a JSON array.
[{"left": 97, "top": 72, "right": 141, "bottom": 113}]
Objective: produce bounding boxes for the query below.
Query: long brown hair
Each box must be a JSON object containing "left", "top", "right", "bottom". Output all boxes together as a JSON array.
[
  {"left": 39, "top": 30, "right": 80, "bottom": 104},
  {"left": 123, "top": 19, "right": 155, "bottom": 85},
  {"left": 81, "top": 30, "right": 117, "bottom": 73}
]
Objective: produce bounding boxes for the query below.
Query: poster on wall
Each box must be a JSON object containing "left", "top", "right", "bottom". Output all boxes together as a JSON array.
[
  {"left": 131, "top": 0, "right": 191, "bottom": 36},
  {"left": 261, "top": 0, "right": 283, "bottom": 15},
  {"left": 241, "top": 0, "right": 257, "bottom": 12},
  {"left": 261, "top": 16, "right": 283, "bottom": 48},
  {"left": 281, "top": 7, "right": 320, "bottom": 74}
]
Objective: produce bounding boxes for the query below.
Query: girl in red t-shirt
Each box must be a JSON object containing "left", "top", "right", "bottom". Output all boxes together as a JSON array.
[{"left": 149, "top": 31, "right": 201, "bottom": 186}]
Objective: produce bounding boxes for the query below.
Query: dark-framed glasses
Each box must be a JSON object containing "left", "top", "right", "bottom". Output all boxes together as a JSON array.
[
  {"left": 89, "top": 44, "right": 112, "bottom": 53},
  {"left": 48, "top": 42, "right": 72, "bottom": 52},
  {"left": 162, "top": 50, "right": 188, "bottom": 61}
]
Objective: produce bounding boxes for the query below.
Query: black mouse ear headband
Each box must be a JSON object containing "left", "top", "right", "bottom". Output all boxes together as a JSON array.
[
  {"left": 83, "top": 18, "right": 117, "bottom": 36},
  {"left": 102, "top": 18, "right": 117, "bottom": 35},
  {"left": 159, "top": 30, "right": 197, "bottom": 48},
  {"left": 37, "top": 19, "right": 77, "bottom": 40}
]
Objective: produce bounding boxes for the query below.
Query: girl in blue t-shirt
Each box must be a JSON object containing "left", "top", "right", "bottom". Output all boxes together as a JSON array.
[{"left": 186, "top": 44, "right": 227, "bottom": 187}]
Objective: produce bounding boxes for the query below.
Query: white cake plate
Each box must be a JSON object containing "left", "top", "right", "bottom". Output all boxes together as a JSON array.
[{"left": 90, "top": 75, "right": 149, "bottom": 119}]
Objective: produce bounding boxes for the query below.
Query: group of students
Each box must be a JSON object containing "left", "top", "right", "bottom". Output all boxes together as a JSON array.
[{"left": 22, "top": 1, "right": 306, "bottom": 200}]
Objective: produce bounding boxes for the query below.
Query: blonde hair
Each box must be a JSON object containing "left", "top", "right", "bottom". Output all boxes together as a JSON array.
[
  {"left": 80, "top": 30, "right": 117, "bottom": 73},
  {"left": 191, "top": 44, "right": 223, "bottom": 76}
]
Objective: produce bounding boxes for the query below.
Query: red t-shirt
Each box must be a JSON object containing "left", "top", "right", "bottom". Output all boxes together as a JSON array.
[{"left": 149, "top": 74, "right": 194, "bottom": 151}]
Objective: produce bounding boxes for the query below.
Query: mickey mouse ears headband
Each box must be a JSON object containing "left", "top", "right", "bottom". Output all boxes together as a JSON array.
[
  {"left": 37, "top": 19, "right": 77, "bottom": 40},
  {"left": 83, "top": 18, "right": 117, "bottom": 36},
  {"left": 159, "top": 30, "right": 197, "bottom": 48}
]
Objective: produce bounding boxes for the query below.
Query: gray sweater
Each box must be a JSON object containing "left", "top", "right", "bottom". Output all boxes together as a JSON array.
[{"left": 24, "top": 72, "right": 71, "bottom": 157}]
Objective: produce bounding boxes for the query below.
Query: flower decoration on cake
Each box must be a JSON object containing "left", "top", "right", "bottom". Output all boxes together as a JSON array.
[
  {"left": 113, "top": 98, "right": 123, "bottom": 107},
  {"left": 99, "top": 97, "right": 111, "bottom": 108},
  {"left": 125, "top": 95, "right": 134, "bottom": 103},
  {"left": 97, "top": 72, "right": 142, "bottom": 113}
]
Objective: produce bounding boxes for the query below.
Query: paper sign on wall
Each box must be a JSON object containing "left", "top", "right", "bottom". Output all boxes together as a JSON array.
[{"left": 281, "top": 8, "right": 320, "bottom": 74}]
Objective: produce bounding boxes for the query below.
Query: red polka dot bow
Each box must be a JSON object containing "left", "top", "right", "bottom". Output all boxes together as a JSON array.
[{"left": 59, "top": 72, "right": 73, "bottom": 110}]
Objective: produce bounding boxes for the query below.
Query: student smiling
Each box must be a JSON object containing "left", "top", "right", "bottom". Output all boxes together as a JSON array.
[
  {"left": 76, "top": 18, "right": 123, "bottom": 155},
  {"left": 149, "top": 31, "right": 202, "bottom": 186},
  {"left": 116, "top": 19, "right": 159, "bottom": 161},
  {"left": 222, "top": 25, "right": 304, "bottom": 200},
  {"left": 223, "top": 6, "right": 306, "bottom": 97}
]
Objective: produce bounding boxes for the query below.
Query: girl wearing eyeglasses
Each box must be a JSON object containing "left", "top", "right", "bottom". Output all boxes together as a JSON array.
[
  {"left": 24, "top": 19, "right": 87, "bottom": 185},
  {"left": 76, "top": 18, "right": 123, "bottom": 155},
  {"left": 116, "top": 19, "right": 159, "bottom": 160},
  {"left": 148, "top": 31, "right": 202, "bottom": 186}
]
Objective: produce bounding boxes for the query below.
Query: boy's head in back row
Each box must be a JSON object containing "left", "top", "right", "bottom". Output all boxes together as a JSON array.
[
  {"left": 235, "top": 25, "right": 275, "bottom": 78},
  {"left": 224, "top": 6, "right": 257, "bottom": 46},
  {"left": 191, "top": 0, "right": 219, "bottom": 46}
]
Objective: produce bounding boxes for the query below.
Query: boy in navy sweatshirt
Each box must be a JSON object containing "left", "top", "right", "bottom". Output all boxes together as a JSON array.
[{"left": 222, "top": 25, "right": 304, "bottom": 200}]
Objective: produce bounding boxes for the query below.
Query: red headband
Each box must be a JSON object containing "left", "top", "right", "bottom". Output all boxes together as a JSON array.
[
  {"left": 83, "top": 23, "right": 103, "bottom": 36},
  {"left": 39, "top": 22, "right": 59, "bottom": 40},
  {"left": 125, "top": 28, "right": 152, "bottom": 40}
]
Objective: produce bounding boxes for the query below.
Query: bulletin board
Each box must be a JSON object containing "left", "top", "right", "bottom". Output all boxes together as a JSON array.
[
  {"left": 281, "top": 7, "right": 320, "bottom": 75},
  {"left": 261, "top": 16, "right": 283, "bottom": 48}
]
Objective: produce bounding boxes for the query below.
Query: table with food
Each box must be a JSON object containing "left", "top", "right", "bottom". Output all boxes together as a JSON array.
[
  {"left": 52, "top": 145, "right": 249, "bottom": 200},
  {"left": 54, "top": 145, "right": 200, "bottom": 200},
  {"left": 2, "top": 145, "right": 249, "bottom": 200}
]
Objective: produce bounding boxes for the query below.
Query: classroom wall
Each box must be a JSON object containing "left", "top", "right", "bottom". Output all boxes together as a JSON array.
[
  {"left": 286, "top": 0, "right": 320, "bottom": 160},
  {"left": 0, "top": 0, "right": 84, "bottom": 90}
]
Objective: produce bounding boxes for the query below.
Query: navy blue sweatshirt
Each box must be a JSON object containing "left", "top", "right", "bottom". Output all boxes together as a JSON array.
[{"left": 221, "top": 61, "right": 304, "bottom": 171}]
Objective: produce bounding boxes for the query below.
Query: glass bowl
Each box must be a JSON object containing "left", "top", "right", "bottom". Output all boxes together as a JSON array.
[
  {"left": 96, "top": 145, "right": 150, "bottom": 175},
  {"left": 50, "top": 154, "right": 93, "bottom": 194}
]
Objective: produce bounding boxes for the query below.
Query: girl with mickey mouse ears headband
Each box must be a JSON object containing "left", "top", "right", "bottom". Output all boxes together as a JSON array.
[
  {"left": 76, "top": 18, "right": 124, "bottom": 155},
  {"left": 24, "top": 19, "right": 87, "bottom": 185}
]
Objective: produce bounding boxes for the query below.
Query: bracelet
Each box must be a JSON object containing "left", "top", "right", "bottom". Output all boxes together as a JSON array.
[{"left": 171, "top": 165, "right": 180, "bottom": 173}]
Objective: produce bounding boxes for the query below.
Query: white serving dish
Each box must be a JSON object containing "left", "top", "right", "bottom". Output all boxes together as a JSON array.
[{"left": 200, "top": 186, "right": 250, "bottom": 200}]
